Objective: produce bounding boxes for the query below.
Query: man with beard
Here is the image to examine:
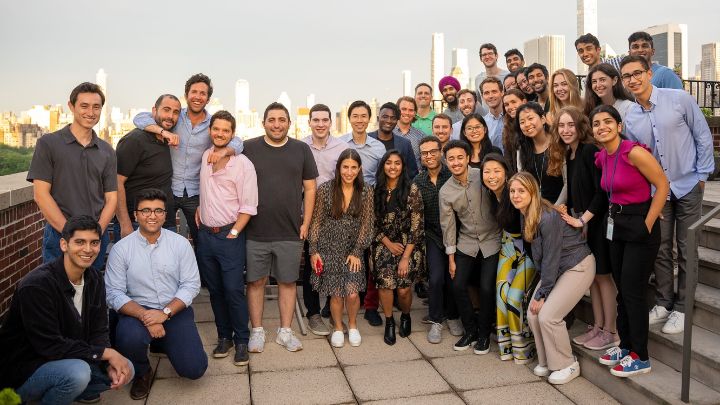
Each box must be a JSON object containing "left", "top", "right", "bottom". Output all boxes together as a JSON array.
[
  {"left": 196, "top": 111, "right": 258, "bottom": 366},
  {"left": 369, "top": 102, "right": 418, "bottom": 178},
  {"left": 504, "top": 49, "right": 525, "bottom": 73},
  {"left": 516, "top": 68, "right": 537, "bottom": 102},
  {"left": 439, "top": 76, "right": 464, "bottom": 124},
  {"left": 115, "top": 94, "right": 181, "bottom": 238},
  {"left": 527, "top": 63, "right": 551, "bottom": 112},
  {"left": 450, "top": 89, "right": 478, "bottom": 140},
  {"left": 627, "top": 31, "right": 683, "bottom": 90}
]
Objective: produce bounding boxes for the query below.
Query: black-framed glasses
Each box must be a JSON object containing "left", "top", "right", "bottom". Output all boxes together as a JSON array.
[
  {"left": 136, "top": 208, "right": 167, "bottom": 217},
  {"left": 420, "top": 149, "right": 440, "bottom": 157},
  {"left": 621, "top": 70, "right": 647, "bottom": 82}
]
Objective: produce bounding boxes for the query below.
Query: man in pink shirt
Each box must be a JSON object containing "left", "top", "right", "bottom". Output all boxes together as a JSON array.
[{"left": 195, "top": 110, "right": 258, "bottom": 367}]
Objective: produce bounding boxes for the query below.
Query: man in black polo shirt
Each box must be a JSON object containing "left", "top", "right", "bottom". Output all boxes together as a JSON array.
[
  {"left": 0, "top": 216, "right": 133, "bottom": 404},
  {"left": 115, "top": 94, "right": 181, "bottom": 238},
  {"left": 27, "top": 82, "right": 118, "bottom": 269}
]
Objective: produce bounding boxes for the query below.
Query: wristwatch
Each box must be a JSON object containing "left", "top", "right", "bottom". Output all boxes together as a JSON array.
[
  {"left": 230, "top": 228, "right": 239, "bottom": 236},
  {"left": 162, "top": 307, "right": 172, "bottom": 319}
]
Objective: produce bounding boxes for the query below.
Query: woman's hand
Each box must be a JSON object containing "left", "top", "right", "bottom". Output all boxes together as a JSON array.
[
  {"left": 310, "top": 253, "right": 322, "bottom": 273},
  {"left": 560, "top": 212, "right": 583, "bottom": 228},
  {"left": 384, "top": 239, "right": 405, "bottom": 256},
  {"left": 346, "top": 255, "right": 361, "bottom": 273},
  {"left": 644, "top": 217, "right": 654, "bottom": 234},
  {"left": 529, "top": 297, "right": 545, "bottom": 315},
  {"left": 448, "top": 259, "right": 456, "bottom": 280},
  {"left": 398, "top": 257, "right": 410, "bottom": 278}
]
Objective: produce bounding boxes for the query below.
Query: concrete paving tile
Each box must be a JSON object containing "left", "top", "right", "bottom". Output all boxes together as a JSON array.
[
  {"left": 408, "top": 329, "right": 475, "bottom": 359},
  {"left": 362, "top": 392, "right": 465, "bottom": 405},
  {"left": 146, "top": 374, "right": 250, "bottom": 405},
  {"left": 461, "top": 381, "right": 574, "bottom": 405},
  {"left": 554, "top": 376, "right": 621, "bottom": 405},
  {"left": 251, "top": 367, "right": 354, "bottom": 405},
  {"left": 195, "top": 288, "right": 211, "bottom": 304},
  {"left": 155, "top": 345, "right": 247, "bottom": 379},
  {"left": 191, "top": 302, "right": 215, "bottom": 323},
  {"left": 197, "top": 321, "right": 219, "bottom": 346},
  {"left": 353, "top": 308, "right": 431, "bottom": 337},
  {"left": 249, "top": 338, "right": 337, "bottom": 372},
  {"left": 345, "top": 359, "right": 451, "bottom": 402},
  {"left": 95, "top": 384, "right": 139, "bottom": 404},
  {"left": 431, "top": 353, "right": 539, "bottom": 391},
  {"left": 333, "top": 331, "right": 422, "bottom": 366},
  {"left": 261, "top": 317, "right": 327, "bottom": 340}
]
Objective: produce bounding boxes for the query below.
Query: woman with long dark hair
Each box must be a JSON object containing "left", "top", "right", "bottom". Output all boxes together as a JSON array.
[
  {"left": 583, "top": 63, "right": 635, "bottom": 121},
  {"left": 309, "top": 149, "right": 374, "bottom": 348},
  {"left": 372, "top": 150, "right": 425, "bottom": 345},
  {"left": 459, "top": 113, "right": 501, "bottom": 169},
  {"left": 501, "top": 89, "right": 528, "bottom": 171}
]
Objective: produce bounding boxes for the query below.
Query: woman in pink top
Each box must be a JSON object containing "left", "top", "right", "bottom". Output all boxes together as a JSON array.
[{"left": 591, "top": 105, "right": 668, "bottom": 378}]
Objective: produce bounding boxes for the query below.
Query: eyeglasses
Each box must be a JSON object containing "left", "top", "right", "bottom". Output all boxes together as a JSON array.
[
  {"left": 136, "top": 208, "right": 167, "bottom": 217},
  {"left": 420, "top": 149, "right": 440, "bottom": 157},
  {"left": 621, "top": 70, "right": 647, "bottom": 82},
  {"left": 465, "top": 125, "right": 485, "bottom": 133}
]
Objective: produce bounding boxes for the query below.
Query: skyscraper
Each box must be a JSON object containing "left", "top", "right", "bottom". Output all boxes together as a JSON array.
[
  {"left": 402, "top": 70, "right": 412, "bottom": 97},
  {"left": 524, "top": 35, "right": 565, "bottom": 74},
  {"left": 431, "top": 33, "right": 445, "bottom": 96},
  {"left": 235, "top": 79, "right": 250, "bottom": 114},
  {"left": 700, "top": 43, "right": 720, "bottom": 109},
  {"left": 451, "top": 48, "right": 469, "bottom": 89},
  {"left": 644, "top": 23, "right": 689, "bottom": 79},
  {"left": 94, "top": 68, "right": 108, "bottom": 138},
  {"left": 576, "top": 0, "right": 598, "bottom": 74}
]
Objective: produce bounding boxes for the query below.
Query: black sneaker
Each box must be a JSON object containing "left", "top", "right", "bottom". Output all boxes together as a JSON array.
[
  {"left": 76, "top": 394, "right": 101, "bottom": 404},
  {"left": 234, "top": 344, "right": 250, "bottom": 366},
  {"left": 212, "top": 338, "right": 233, "bottom": 358},
  {"left": 415, "top": 282, "right": 429, "bottom": 299},
  {"left": 453, "top": 332, "right": 478, "bottom": 351},
  {"left": 473, "top": 336, "right": 490, "bottom": 355},
  {"left": 364, "top": 309, "right": 383, "bottom": 326}
]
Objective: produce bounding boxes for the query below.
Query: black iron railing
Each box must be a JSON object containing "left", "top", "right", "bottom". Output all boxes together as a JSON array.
[{"left": 685, "top": 80, "right": 720, "bottom": 116}]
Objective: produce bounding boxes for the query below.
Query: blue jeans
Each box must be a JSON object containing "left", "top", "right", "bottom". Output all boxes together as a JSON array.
[
  {"left": 16, "top": 358, "right": 135, "bottom": 405},
  {"left": 114, "top": 306, "right": 207, "bottom": 379},
  {"left": 197, "top": 228, "right": 250, "bottom": 344},
  {"left": 42, "top": 223, "right": 110, "bottom": 269}
]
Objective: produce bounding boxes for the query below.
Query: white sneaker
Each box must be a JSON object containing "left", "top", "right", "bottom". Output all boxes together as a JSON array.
[
  {"left": 348, "top": 329, "right": 362, "bottom": 347},
  {"left": 548, "top": 361, "right": 580, "bottom": 384},
  {"left": 330, "top": 330, "right": 344, "bottom": 348},
  {"left": 248, "top": 327, "right": 266, "bottom": 353},
  {"left": 275, "top": 328, "right": 303, "bottom": 352},
  {"left": 533, "top": 364, "right": 550, "bottom": 377},
  {"left": 661, "top": 311, "right": 685, "bottom": 334},
  {"left": 648, "top": 305, "right": 670, "bottom": 325}
]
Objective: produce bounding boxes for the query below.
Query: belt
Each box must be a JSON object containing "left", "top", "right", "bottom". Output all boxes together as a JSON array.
[
  {"left": 199, "top": 223, "right": 235, "bottom": 234},
  {"left": 609, "top": 200, "right": 651, "bottom": 217}
]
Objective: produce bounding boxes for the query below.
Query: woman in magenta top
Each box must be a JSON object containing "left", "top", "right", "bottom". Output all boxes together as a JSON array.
[{"left": 591, "top": 105, "right": 668, "bottom": 378}]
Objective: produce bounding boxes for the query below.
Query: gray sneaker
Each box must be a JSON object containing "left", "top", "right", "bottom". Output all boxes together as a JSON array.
[
  {"left": 248, "top": 328, "right": 266, "bottom": 353},
  {"left": 427, "top": 322, "right": 443, "bottom": 344},
  {"left": 308, "top": 314, "right": 330, "bottom": 336},
  {"left": 276, "top": 328, "right": 303, "bottom": 352},
  {"left": 447, "top": 318, "right": 464, "bottom": 336}
]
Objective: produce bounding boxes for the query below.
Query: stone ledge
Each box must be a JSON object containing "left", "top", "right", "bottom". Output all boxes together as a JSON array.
[{"left": 0, "top": 171, "right": 33, "bottom": 211}]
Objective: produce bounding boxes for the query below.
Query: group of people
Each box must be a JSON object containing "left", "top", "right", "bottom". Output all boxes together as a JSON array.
[{"left": 0, "top": 29, "right": 714, "bottom": 404}]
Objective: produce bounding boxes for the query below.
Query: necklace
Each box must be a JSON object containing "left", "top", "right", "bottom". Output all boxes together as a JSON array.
[{"left": 534, "top": 151, "right": 545, "bottom": 192}]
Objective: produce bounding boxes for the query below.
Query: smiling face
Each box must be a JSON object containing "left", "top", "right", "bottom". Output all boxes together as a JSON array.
[
  {"left": 552, "top": 73, "right": 570, "bottom": 102},
  {"left": 591, "top": 111, "right": 623, "bottom": 145},
  {"left": 509, "top": 179, "right": 531, "bottom": 211},
  {"left": 419, "top": 140, "right": 442, "bottom": 170},
  {"left": 481, "top": 82, "right": 503, "bottom": 110},
  {"left": 576, "top": 43, "right": 601, "bottom": 67},
  {"left": 263, "top": 109, "right": 290, "bottom": 142},
  {"left": 339, "top": 157, "right": 361, "bottom": 186},
  {"left": 309, "top": 110, "right": 331, "bottom": 139},
  {"left": 506, "top": 54, "right": 524, "bottom": 72},
  {"left": 503, "top": 94, "right": 525, "bottom": 119},
  {"left": 445, "top": 147, "right": 469, "bottom": 177},
  {"left": 590, "top": 70, "right": 616, "bottom": 100},
  {"left": 378, "top": 107, "right": 398, "bottom": 133},
  {"left": 557, "top": 112, "right": 578, "bottom": 147},
  {"left": 518, "top": 108, "right": 546, "bottom": 138},
  {"left": 152, "top": 96, "right": 181, "bottom": 130},
  {"left": 398, "top": 100, "right": 415, "bottom": 125},
  {"left": 349, "top": 106, "right": 370, "bottom": 134},
  {"left": 383, "top": 153, "right": 403, "bottom": 181},
  {"left": 458, "top": 92, "right": 476, "bottom": 116},
  {"left": 629, "top": 39, "right": 655, "bottom": 64},
  {"left": 68, "top": 92, "right": 102, "bottom": 130},
  {"left": 415, "top": 85, "right": 432, "bottom": 109},
  {"left": 620, "top": 61, "right": 652, "bottom": 98},
  {"left": 210, "top": 118, "right": 233, "bottom": 148},
  {"left": 135, "top": 199, "right": 166, "bottom": 236},
  {"left": 528, "top": 69, "right": 547, "bottom": 94},
  {"left": 186, "top": 82, "right": 210, "bottom": 114},
  {"left": 463, "top": 117, "right": 486, "bottom": 144},
  {"left": 432, "top": 118, "right": 451, "bottom": 144},
  {"left": 516, "top": 72, "right": 533, "bottom": 94},
  {"left": 441, "top": 85, "right": 458, "bottom": 104},
  {"left": 503, "top": 76, "right": 517, "bottom": 90},
  {"left": 480, "top": 47, "right": 498, "bottom": 68},
  {"left": 60, "top": 229, "right": 100, "bottom": 270},
  {"left": 482, "top": 160, "right": 506, "bottom": 194}
]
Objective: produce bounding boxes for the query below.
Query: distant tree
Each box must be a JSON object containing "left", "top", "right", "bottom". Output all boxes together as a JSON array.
[{"left": 0, "top": 144, "right": 34, "bottom": 176}]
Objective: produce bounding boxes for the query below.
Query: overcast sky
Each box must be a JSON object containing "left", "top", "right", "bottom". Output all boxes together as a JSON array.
[{"left": 1, "top": 0, "right": 718, "bottom": 116}]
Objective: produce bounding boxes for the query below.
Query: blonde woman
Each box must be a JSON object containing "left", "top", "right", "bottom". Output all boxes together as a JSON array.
[{"left": 548, "top": 69, "right": 582, "bottom": 124}]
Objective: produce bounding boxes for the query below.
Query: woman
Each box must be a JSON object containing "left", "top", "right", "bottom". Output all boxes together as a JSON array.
[
  {"left": 548, "top": 69, "right": 582, "bottom": 123},
  {"left": 372, "top": 150, "right": 425, "bottom": 345},
  {"left": 509, "top": 172, "right": 595, "bottom": 385},
  {"left": 309, "top": 149, "right": 374, "bottom": 348},
  {"left": 459, "top": 113, "right": 501, "bottom": 169},
  {"left": 553, "top": 107, "right": 616, "bottom": 351},
  {"left": 591, "top": 105, "right": 668, "bottom": 377},
  {"left": 515, "top": 102, "right": 567, "bottom": 205},
  {"left": 584, "top": 63, "right": 635, "bottom": 121},
  {"left": 481, "top": 153, "right": 536, "bottom": 364},
  {"left": 501, "top": 89, "right": 528, "bottom": 171},
  {"left": 503, "top": 71, "right": 518, "bottom": 91},
  {"left": 516, "top": 68, "right": 537, "bottom": 102}
]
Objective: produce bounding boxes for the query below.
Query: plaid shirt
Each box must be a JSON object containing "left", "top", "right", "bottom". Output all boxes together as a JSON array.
[{"left": 413, "top": 165, "right": 452, "bottom": 249}]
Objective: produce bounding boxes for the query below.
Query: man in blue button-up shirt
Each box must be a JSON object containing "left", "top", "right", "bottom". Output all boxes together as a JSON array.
[
  {"left": 621, "top": 55, "right": 714, "bottom": 335},
  {"left": 133, "top": 74, "right": 243, "bottom": 242}
]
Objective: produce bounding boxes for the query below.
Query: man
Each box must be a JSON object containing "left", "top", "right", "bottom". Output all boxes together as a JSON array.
[
  {"left": 413, "top": 137, "right": 461, "bottom": 344},
  {"left": 196, "top": 111, "right": 258, "bottom": 366},
  {"left": 527, "top": 63, "right": 551, "bottom": 112},
  {"left": 620, "top": 55, "right": 714, "bottom": 335},
  {"left": 106, "top": 189, "right": 207, "bottom": 399},
  {"left": 504, "top": 49, "right": 525, "bottom": 73},
  {"left": 302, "top": 104, "right": 347, "bottom": 335},
  {"left": 431, "top": 114, "right": 453, "bottom": 151},
  {"left": 628, "top": 31, "right": 684, "bottom": 90},
  {"left": 575, "top": 33, "right": 602, "bottom": 70},
  {"left": 28, "top": 82, "right": 117, "bottom": 269},
  {"left": 243, "top": 102, "right": 318, "bottom": 353},
  {"left": 475, "top": 43, "right": 510, "bottom": 95},
  {"left": 439, "top": 76, "right": 464, "bottom": 124},
  {"left": 395, "top": 96, "right": 428, "bottom": 170},
  {"left": 133, "top": 74, "right": 243, "bottom": 243},
  {"left": 369, "top": 101, "right": 418, "bottom": 178},
  {"left": 0, "top": 216, "right": 133, "bottom": 404},
  {"left": 516, "top": 68, "right": 537, "bottom": 102},
  {"left": 450, "top": 89, "right": 478, "bottom": 140},
  {"left": 480, "top": 77, "right": 505, "bottom": 152},
  {"left": 412, "top": 83, "right": 436, "bottom": 135},
  {"left": 340, "top": 100, "right": 386, "bottom": 326},
  {"left": 115, "top": 94, "right": 181, "bottom": 238}
]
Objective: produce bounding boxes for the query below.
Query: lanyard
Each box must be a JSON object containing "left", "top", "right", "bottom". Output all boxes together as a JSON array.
[{"left": 603, "top": 142, "right": 621, "bottom": 213}]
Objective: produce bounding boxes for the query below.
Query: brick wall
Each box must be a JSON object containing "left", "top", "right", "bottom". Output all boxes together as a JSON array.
[{"left": 708, "top": 117, "right": 720, "bottom": 151}]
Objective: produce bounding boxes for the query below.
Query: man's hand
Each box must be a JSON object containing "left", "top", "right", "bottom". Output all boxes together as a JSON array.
[
  {"left": 299, "top": 224, "right": 309, "bottom": 240},
  {"left": 700, "top": 181, "right": 705, "bottom": 192},
  {"left": 146, "top": 323, "right": 166, "bottom": 339},
  {"left": 448, "top": 259, "right": 456, "bottom": 280},
  {"left": 141, "top": 309, "right": 168, "bottom": 326},
  {"left": 195, "top": 208, "right": 201, "bottom": 228},
  {"left": 160, "top": 130, "right": 180, "bottom": 146},
  {"left": 207, "top": 147, "right": 231, "bottom": 164},
  {"left": 103, "top": 348, "right": 132, "bottom": 389}
]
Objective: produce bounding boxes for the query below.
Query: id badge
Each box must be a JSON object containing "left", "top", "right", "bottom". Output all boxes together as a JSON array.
[{"left": 606, "top": 217, "right": 614, "bottom": 241}]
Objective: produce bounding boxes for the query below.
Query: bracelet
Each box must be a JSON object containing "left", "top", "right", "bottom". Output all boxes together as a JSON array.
[{"left": 578, "top": 217, "right": 585, "bottom": 227}]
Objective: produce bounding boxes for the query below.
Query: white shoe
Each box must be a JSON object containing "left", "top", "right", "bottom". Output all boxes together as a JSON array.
[
  {"left": 533, "top": 364, "right": 550, "bottom": 377},
  {"left": 348, "top": 329, "right": 362, "bottom": 347},
  {"left": 648, "top": 305, "right": 670, "bottom": 325},
  {"left": 548, "top": 361, "right": 580, "bottom": 384},
  {"left": 275, "top": 328, "right": 303, "bottom": 352},
  {"left": 330, "top": 330, "right": 344, "bottom": 348},
  {"left": 446, "top": 318, "right": 464, "bottom": 336},
  {"left": 661, "top": 311, "right": 685, "bottom": 334},
  {"left": 248, "top": 327, "right": 266, "bottom": 353}
]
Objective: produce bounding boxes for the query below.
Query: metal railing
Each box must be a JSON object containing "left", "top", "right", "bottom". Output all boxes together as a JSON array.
[
  {"left": 684, "top": 80, "right": 720, "bottom": 116},
  {"left": 681, "top": 202, "right": 720, "bottom": 402}
]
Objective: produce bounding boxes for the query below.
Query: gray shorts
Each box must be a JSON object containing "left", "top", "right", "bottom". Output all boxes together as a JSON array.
[{"left": 246, "top": 240, "right": 304, "bottom": 283}]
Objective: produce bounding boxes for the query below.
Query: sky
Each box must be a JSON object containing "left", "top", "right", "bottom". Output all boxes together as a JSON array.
[{"left": 1, "top": 0, "right": 718, "bottom": 116}]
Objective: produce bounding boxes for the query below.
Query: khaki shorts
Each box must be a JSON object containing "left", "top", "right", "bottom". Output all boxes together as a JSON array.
[{"left": 246, "top": 240, "right": 303, "bottom": 283}]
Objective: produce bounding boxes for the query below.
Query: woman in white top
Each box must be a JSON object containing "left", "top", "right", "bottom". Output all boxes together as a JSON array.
[{"left": 583, "top": 63, "right": 636, "bottom": 122}]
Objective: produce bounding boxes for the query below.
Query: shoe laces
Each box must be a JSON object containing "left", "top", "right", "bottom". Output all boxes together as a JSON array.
[
  {"left": 618, "top": 355, "right": 634, "bottom": 368},
  {"left": 605, "top": 346, "right": 622, "bottom": 357},
  {"left": 667, "top": 311, "right": 681, "bottom": 324}
]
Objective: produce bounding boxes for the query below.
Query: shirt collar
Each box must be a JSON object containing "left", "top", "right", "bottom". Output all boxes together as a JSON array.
[
  {"left": 305, "top": 134, "right": 342, "bottom": 150},
  {"left": 135, "top": 228, "right": 165, "bottom": 246},
  {"left": 61, "top": 125, "right": 99, "bottom": 147},
  {"left": 647, "top": 85, "right": 659, "bottom": 108},
  {"left": 182, "top": 107, "right": 212, "bottom": 124}
]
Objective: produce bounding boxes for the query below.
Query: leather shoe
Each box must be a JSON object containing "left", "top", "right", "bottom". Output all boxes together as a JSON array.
[
  {"left": 453, "top": 332, "right": 478, "bottom": 351},
  {"left": 212, "top": 338, "right": 233, "bottom": 358},
  {"left": 364, "top": 309, "right": 383, "bottom": 326},
  {"left": 399, "top": 313, "right": 411, "bottom": 338},
  {"left": 130, "top": 367, "right": 153, "bottom": 400},
  {"left": 384, "top": 316, "right": 396, "bottom": 345}
]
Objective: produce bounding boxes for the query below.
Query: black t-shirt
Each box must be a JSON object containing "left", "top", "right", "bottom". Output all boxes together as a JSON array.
[
  {"left": 530, "top": 151, "right": 564, "bottom": 203},
  {"left": 242, "top": 137, "right": 318, "bottom": 241},
  {"left": 378, "top": 137, "right": 395, "bottom": 151}
]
